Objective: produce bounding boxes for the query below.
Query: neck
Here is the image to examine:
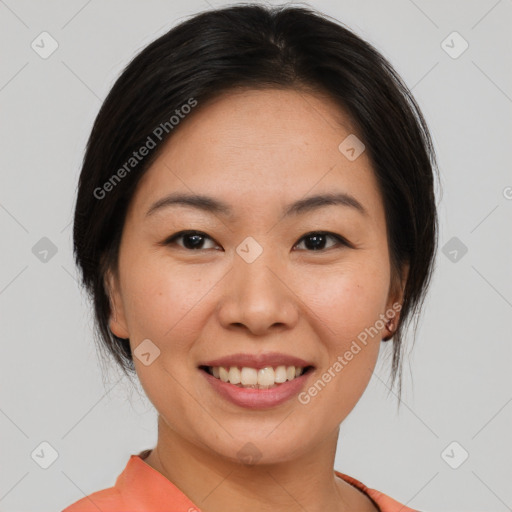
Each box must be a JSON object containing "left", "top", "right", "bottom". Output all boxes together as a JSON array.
[{"left": 143, "top": 415, "right": 376, "bottom": 512}]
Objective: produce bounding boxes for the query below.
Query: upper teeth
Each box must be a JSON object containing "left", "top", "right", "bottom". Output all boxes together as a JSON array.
[{"left": 211, "top": 365, "right": 304, "bottom": 387}]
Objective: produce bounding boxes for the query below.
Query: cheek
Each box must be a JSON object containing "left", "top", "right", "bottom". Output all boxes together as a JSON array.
[
  {"left": 121, "top": 259, "right": 213, "bottom": 414},
  {"left": 121, "top": 255, "right": 222, "bottom": 351},
  {"left": 297, "top": 257, "right": 390, "bottom": 341},
  {"left": 293, "top": 265, "right": 387, "bottom": 421}
]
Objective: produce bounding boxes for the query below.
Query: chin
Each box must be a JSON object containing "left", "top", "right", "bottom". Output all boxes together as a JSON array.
[{"left": 197, "top": 424, "right": 318, "bottom": 467}]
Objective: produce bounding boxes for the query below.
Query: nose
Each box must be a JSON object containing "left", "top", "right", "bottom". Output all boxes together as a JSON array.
[{"left": 216, "top": 248, "right": 300, "bottom": 337}]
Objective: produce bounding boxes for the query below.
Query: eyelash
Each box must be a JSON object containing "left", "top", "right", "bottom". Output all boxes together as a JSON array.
[{"left": 162, "top": 230, "right": 352, "bottom": 252}]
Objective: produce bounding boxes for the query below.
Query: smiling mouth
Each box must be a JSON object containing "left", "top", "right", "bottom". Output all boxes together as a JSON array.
[{"left": 199, "top": 365, "right": 314, "bottom": 389}]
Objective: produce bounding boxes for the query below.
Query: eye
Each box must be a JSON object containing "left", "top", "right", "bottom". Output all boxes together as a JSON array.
[
  {"left": 164, "top": 230, "right": 220, "bottom": 251},
  {"left": 293, "top": 231, "right": 349, "bottom": 251},
  {"left": 162, "top": 230, "right": 351, "bottom": 252}
]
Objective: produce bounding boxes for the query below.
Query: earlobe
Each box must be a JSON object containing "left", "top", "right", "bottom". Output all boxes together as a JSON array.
[{"left": 104, "top": 268, "right": 130, "bottom": 339}]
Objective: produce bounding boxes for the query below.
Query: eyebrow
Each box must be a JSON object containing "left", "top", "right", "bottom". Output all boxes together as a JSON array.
[{"left": 145, "top": 191, "right": 368, "bottom": 219}]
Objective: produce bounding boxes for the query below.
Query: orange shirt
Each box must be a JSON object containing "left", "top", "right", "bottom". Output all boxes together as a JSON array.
[{"left": 62, "top": 451, "right": 417, "bottom": 512}]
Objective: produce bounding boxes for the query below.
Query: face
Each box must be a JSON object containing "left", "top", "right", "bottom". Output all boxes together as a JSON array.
[{"left": 107, "top": 88, "right": 406, "bottom": 464}]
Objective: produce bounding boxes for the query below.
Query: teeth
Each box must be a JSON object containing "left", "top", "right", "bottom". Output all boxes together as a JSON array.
[
  {"left": 219, "top": 367, "right": 229, "bottom": 383},
  {"left": 274, "top": 365, "right": 287, "bottom": 383},
  {"left": 258, "top": 367, "right": 275, "bottom": 387},
  {"left": 240, "top": 367, "right": 257, "bottom": 386},
  {"left": 208, "top": 365, "right": 307, "bottom": 387},
  {"left": 228, "top": 367, "right": 241, "bottom": 384}
]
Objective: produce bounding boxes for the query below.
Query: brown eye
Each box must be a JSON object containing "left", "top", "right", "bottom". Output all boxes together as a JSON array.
[
  {"left": 294, "top": 232, "right": 349, "bottom": 251},
  {"left": 164, "top": 230, "right": 220, "bottom": 250}
]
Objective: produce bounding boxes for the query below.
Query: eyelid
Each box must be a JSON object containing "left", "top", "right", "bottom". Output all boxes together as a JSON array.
[
  {"left": 162, "top": 230, "right": 353, "bottom": 251},
  {"left": 294, "top": 231, "right": 353, "bottom": 250},
  {"left": 162, "top": 230, "right": 221, "bottom": 249}
]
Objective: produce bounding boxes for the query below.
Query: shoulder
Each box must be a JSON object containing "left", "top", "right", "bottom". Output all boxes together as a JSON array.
[
  {"left": 335, "top": 470, "right": 419, "bottom": 512},
  {"left": 62, "top": 486, "right": 124, "bottom": 512}
]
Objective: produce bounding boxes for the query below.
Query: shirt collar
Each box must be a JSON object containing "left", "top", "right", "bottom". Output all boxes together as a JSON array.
[{"left": 113, "top": 450, "right": 413, "bottom": 512}]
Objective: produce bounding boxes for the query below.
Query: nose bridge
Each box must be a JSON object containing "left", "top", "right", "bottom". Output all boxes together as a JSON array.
[
  {"left": 217, "top": 235, "right": 298, "bottom": 334},
  {"left": 234, "top": 234, "right": 284, "bottom": 300}
]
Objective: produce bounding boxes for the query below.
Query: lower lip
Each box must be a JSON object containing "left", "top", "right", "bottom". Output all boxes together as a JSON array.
[{"left": 200, "top": 369, "right": 313, "bottom": 409}]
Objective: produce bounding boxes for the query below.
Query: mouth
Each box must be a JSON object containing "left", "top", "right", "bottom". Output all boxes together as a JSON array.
[
  {"left": 197, "top": 352, "right": 316, "bottom": 408},
  {"left": 199, "top": 364, "right": 315, "bottom": 390}
]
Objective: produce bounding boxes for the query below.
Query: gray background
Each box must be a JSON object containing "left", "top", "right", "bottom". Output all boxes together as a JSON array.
[{"left": 1, "top": 0, "right": 511, "bottom": 511}]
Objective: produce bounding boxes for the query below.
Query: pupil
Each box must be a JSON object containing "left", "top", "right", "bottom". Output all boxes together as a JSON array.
[
  {"left": 182, "top": 233, "right": 327, "bottom": 250},
  {"left": 306, "top": 234, "right": 325, "bottom": 251},
  {"left": 184, "top": 234, "right": 203, "bottom": 249}
]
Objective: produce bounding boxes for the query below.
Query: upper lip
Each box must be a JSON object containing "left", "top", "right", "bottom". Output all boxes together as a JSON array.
[{"left": 199, "top": 352, "right": 314, "bottom": 370}]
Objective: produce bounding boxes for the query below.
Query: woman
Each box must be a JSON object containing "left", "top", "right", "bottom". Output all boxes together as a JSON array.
[{"left": 65, "top": 3, "right": 438, "bottom": 511}]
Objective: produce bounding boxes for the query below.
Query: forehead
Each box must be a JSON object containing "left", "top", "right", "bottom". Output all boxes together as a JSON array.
[{"left": 127, "top": 88, "right": 384, "bottom": 225}]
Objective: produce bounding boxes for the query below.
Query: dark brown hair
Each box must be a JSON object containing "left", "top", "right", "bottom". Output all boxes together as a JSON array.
[{"left": 73, "top": 3, "right": 439, "bottom": 402}]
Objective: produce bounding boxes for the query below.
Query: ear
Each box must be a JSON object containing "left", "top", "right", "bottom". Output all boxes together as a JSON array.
[
  {"left": 386, "top": 262, "right": 409, "bottom": 313},
  {"left": 382, "top": 263, "right": 409, "bottom": 340},
  {"left": 104, "top": 267, "right": 130, "bottom": 339}
]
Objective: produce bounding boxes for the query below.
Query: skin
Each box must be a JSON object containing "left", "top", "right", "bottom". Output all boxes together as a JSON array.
[{"left": 106, "top": 88, "right": 408, "bottom": 512}]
